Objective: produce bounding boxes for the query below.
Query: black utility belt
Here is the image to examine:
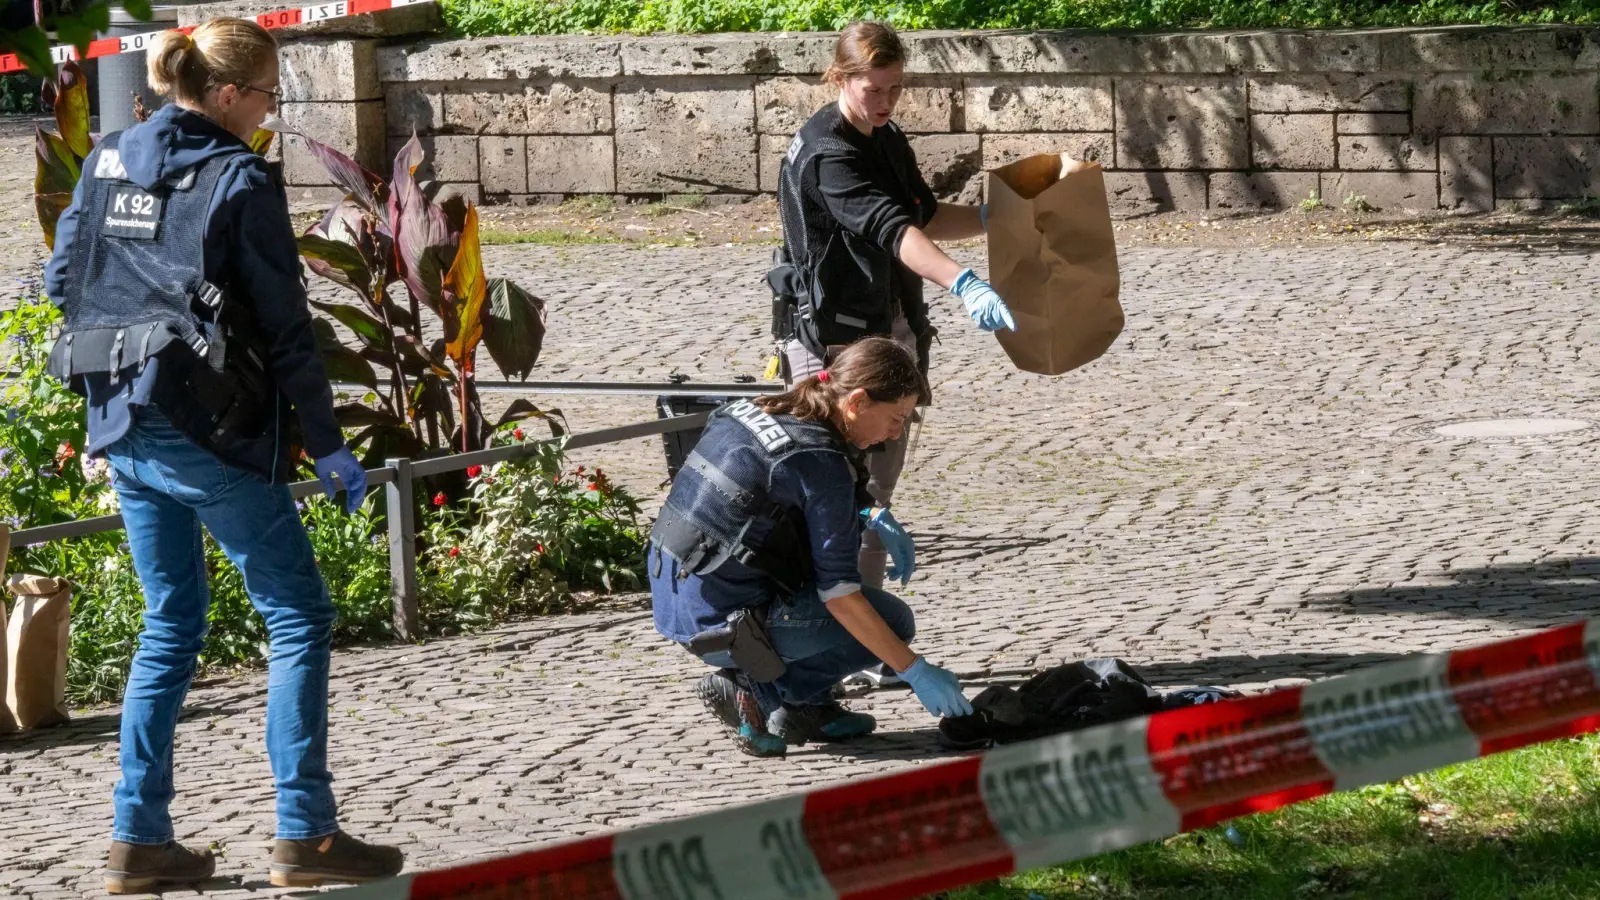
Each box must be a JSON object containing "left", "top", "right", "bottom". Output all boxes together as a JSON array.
[{"left": 687, "top": 607, "right": 786, "bottom": 682}]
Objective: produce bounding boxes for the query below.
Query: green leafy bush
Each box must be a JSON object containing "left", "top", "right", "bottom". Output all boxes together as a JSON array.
[
  {"left": 1, "top": 299, "right": 390, "bottom": 703},
  {"left": 442, "top": 0, "right": 1598, "bottom": 36},
  {"left": 0, "top": 72, "right": 41, "bottom": 115},
  {"left": 3, "top": 297, "right": 643, "bottom": 704},
  {"left": 421, "top": 436, "right": 646, "bottom": 632}
]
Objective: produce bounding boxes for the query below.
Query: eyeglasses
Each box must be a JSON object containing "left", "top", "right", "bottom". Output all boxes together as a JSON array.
[{"left": 237, "top": 83, "right": 281, "bottom": 105}]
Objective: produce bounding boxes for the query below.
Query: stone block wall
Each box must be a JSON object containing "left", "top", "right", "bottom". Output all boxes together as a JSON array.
[{"left": 241, "top": 18, "right": 1600, "bottom": 214}]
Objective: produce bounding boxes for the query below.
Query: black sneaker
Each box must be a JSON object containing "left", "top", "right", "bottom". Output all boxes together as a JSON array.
[
  {"left": 269, "top": 830, "right": 403, "bottom": 887},
  {"left": 105, "top": 840, "right": 216, "bottom": 894},
  {"left": 696, "top": 669, "right": 786, "bottom": 758},
  {"left": 770, "top": 699, "right": 876, "bottom": 744},
  {"left": 695, "top": 669, "right": 744, "bottom": 730}
]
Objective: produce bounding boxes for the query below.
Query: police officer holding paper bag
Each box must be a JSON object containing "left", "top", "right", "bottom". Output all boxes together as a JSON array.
[
  {"left": 770, "top": 21, "right": 1015, "bottom": 589},
  {"left": 44, "top": 18, "right": 401, "bottom": 892},
  {"left": 650, "top": 338, "right": 972, "bottom": 758}
]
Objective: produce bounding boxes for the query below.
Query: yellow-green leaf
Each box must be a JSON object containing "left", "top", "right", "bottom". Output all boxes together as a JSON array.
[
  {"left": 54, "top": 61, "right": 91, "bottom": 159},
  {"left": 442, "top": 205, "right": 486, "bottom": 372}
]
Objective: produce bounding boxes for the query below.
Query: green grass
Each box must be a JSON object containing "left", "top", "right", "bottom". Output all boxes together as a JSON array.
[
  {"left": 942, "top": 733, "right": 1600, "bottom": 900},
  {"left": 560, "top": 194, "right": 616, "bottom": 216},
  {"left": 442, "top": 0, "right": 1598, "bottom": 38},
  {"left": 1556, "top": 197, "right": 1600, "bottom": 217},
  {"left": 640, "top": 193, "right": 709, "bottom": 218},
  {"left": 479, "top": 227, "right": 619, "bottom": 246}
]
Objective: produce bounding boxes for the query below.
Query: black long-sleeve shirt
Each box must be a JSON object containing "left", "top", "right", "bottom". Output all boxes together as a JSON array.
[{"left": 779, "top": 103, "right": 937, "bottom": 344}]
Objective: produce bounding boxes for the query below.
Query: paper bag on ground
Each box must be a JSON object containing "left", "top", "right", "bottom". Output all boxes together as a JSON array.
[
  {"left": 0, "top": 526, "right": 13, "bottom": 734},
  {"left": 6, "top": 573, "right": 71, "bottom": 730},
  {"left": 986, "top": 153, "right": 1123, "bottom": 375}
]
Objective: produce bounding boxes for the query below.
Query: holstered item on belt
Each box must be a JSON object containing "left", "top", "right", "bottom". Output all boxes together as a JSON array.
[
  {"left": 184, "top": 282, "right": 274, "bottom": 443},
  {"left": 687, "top": 607, "right": 786, "bottom": 682},
  {"left": 766, "top": 247, "right": 804, "bottom": 343}
]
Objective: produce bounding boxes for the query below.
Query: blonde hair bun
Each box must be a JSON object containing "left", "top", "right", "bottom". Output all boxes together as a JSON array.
[{"left": 146, "top": 17, "right": 276, "bottom": 106}]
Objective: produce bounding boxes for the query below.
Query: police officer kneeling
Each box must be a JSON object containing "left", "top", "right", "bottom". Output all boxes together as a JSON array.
[
  {"left": 44, "top": 18, "right": 401, "bottom": 892},
  {"left": 650, "top": 337, "right": 972, "bottom": 757}
]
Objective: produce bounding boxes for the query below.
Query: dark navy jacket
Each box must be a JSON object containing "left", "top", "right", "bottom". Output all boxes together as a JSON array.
[
  {"left": 44, "top": 105, "right": 341, "bottom": 479},
  {"left": 650, "top": 405, "right": 869, "bottom": 643}
]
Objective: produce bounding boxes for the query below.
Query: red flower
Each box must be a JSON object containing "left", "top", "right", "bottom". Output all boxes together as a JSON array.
[
  {"left": 535, "top": 543, "right": 545, "bottom": 554},
  {"left": 575, "top": 465, "right": 586, "bottom": 476},
  {"left": 55, "top": 441, "right": 77, "bottom": 470},
  {"left": 432, "top": 492, "right": 447, "bottom": 507},
  {"left": 553, "top": 474, "right": 561, "bottom": 484},
  {"left": 466, "top": 465, "right": 483, "bottom": 478},
  {"left": 587, "top": 481, "right": 598, "bottom": 491},
  {"left": 513, "top": 428, "right": 525, "bottom": 440},
  {"left": 448, "top": 546, "right": 461, "bottom": 558}
]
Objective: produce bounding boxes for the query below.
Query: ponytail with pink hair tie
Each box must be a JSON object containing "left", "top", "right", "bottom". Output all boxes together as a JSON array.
[{"left": 817, "top": 370, "right": 831, "bottom": 383}]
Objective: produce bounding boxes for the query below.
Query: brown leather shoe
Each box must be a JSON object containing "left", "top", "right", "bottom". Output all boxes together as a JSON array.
[
  {"left": 104, "top": 840, "right": 216, "bottom": 894},
  {"left": 270, "top": 830, "right": 403, "bottom": 887}
]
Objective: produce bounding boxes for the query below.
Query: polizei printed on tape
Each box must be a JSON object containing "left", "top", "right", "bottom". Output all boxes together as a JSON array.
[
  {"left": 613, "top": 795, "right": 834, "bottom": 900},
  {"left": 1448, "top": 621, "right": 1600, "bottom": 754},
  {"left": 1300, "top": 652, "right": 1480, "bottom": 790},
  {"left": 0, "top": 0, "right": 440, "bottom": 74},
  {"left": 406, "top": 834, "right": 621, "bottom": 899},
  {"left": 803, "top": 759, "right": 1014, "bottom": 900},
  {"left": 1146, "top": 688, "right": 1335, "bottom": 831},
  {"left": 978, "top": 715, "right": 1178, "bottom": 871}
]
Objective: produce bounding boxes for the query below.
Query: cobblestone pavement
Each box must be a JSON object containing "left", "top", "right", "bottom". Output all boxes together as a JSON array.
[{"left": 6, "top": 231, "right": 1600, "bottom": 898}]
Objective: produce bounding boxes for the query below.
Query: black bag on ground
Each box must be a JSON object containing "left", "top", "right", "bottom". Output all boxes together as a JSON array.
[{"left": 938, "top": 658, "right": 1240, "bottom": 750}]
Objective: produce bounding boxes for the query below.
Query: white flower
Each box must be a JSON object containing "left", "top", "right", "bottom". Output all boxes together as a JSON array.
[{"left": 80, "top": 454, "right": 111, "bottom": 483}]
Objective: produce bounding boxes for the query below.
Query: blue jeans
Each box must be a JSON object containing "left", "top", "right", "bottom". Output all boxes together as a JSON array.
[
  {"left": 105, "top": 410, "right": 338, "bottom": 844},
  {"left": 700, "top": 586, "right": 916, "bottom": 706}
]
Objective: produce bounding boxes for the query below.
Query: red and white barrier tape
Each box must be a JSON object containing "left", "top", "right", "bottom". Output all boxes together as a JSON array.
[
  {"left": 334, "top": 618, "right": 1600, "bottom": 899},
  {"left": 0, "top": 0, "right": 434, "bottom": 75}
]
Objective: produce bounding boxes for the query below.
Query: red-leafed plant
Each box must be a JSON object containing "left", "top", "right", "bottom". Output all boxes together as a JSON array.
[{"left": 291, "top": 130, "right": 553, "bottom": 462}]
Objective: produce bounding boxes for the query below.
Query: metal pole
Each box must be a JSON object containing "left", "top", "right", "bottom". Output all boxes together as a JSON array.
[
  {"left": 385, "top": 456, "right": 419, "bottom": 642},
  {"left": 97, "top": 5, "right": 178, "bottom": 134}
]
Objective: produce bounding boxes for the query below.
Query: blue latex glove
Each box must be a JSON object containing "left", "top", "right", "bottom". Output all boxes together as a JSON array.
[
  {"left": 313, "top": 447, "right": 367, "bottom": 515},
  {"left": 950, "top": 268, "right": 1016, "bottom": 332},
  {"left": 900, "top": 656, "right": 973, "bottom": 719},
  {"left": 862, "top": 506, "right": 915, "bottom": 586}
]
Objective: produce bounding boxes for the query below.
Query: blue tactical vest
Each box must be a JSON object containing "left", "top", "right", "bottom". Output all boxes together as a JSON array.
[
  {"left": 650, "top": 399, "right": 873, "bottom": 599},
  {"left": 46, "top": 133, "right": 275, "bottom": 446}
]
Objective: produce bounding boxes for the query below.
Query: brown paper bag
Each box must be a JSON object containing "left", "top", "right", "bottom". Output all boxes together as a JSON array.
[
  {"left": 0, "top": 526, "right": 14, "bottom": 735},
  {"left": 986, "top": 153, "right": 1123, "bottom": 375},
  {"left": 6, "top": 573, "right": 71, "bottom": 729}
]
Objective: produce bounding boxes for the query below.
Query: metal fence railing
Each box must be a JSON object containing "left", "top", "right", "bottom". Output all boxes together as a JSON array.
[{"left": 9, "top": 381, "right": 777, "bottom": 640}]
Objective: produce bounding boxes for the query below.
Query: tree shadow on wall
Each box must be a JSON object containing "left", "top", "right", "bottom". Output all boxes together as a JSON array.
[{"left": 911, "top": 31, "right": 1228, "bottom": 215}]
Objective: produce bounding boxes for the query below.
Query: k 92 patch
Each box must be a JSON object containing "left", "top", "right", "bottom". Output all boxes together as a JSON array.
[{"left": 103, "top": 184, "right": 164, "bottom": 239}]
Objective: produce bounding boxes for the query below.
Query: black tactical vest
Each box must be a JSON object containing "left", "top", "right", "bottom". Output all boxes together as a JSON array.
[
  {"left": 774, "top": 120, "right": 932, "bottom": 359},
  {"left": 650, "top": 399, "right": 873, "bottom": 599}
]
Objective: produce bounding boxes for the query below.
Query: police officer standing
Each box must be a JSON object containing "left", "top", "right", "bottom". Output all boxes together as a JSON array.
[
  {"left": 44, "top": 19, "right": 402, "bottom": 892},
  {"left": 773, "top": 20, "right": 1014, "bottom": 589},
  {"left": 650, "top": 337, "right": 973, "bottom": 758}
]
